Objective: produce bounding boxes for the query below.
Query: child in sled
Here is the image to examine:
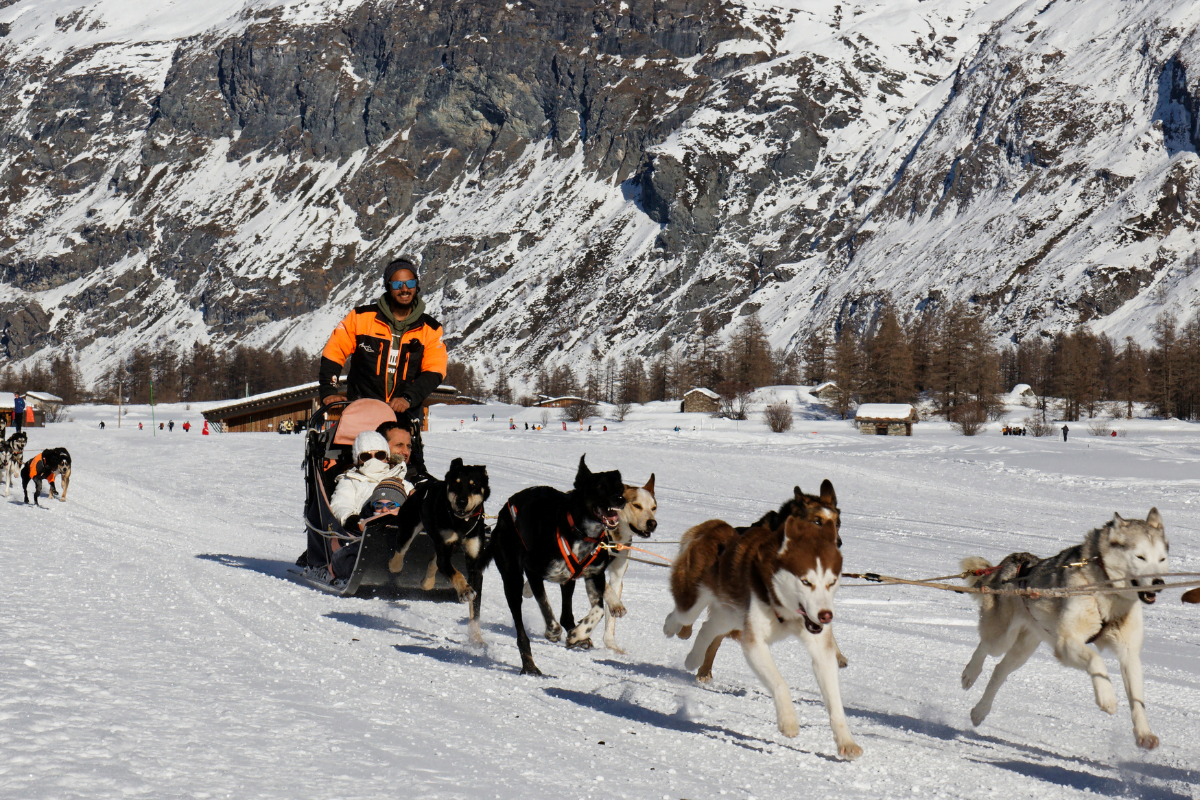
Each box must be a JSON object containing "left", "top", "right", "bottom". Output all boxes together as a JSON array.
[{"left": 324, "top": 431, "right": 412, "bottom": 581}]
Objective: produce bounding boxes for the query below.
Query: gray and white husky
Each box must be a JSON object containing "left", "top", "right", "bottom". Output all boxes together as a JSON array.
[
  {"left": 961, "top": 509, "right": 1169, "bottom": 750},
  {"left": 0, "top": 431, "right": 28, "bottom": 498}
]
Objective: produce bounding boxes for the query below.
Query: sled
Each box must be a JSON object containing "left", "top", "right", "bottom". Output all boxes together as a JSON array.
[{"left": 299, "top": 399, "right": 464, "bottom": 599}]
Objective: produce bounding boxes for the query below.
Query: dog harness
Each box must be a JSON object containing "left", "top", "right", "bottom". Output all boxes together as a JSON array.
[
  {"left": 24, "top": 453, "right": 55, "bottom": 483},
  {"left": 506, "top": 503, "right": 609, "bottom": 581}
]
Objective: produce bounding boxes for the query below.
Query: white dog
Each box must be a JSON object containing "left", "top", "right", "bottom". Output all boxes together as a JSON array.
[
  {"left": 961, "top": 509, "right": 1169, "bottom": 749},
  {"left": 602, "top": 475, "right": 657, "bottom": 652}
]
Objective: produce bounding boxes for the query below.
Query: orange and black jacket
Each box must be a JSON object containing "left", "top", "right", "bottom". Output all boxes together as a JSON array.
[{"left": 319, "top": 296, "right": 448, "bottom": 408}]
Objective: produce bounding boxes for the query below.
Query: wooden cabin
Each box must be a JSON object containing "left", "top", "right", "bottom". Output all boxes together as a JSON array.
[{"left": 854, "top": 403, "right": 918, "bottom": 436}]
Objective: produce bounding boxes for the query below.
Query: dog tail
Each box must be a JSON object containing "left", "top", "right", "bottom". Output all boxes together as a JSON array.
[{"left": 960, "top": 557, "right": 993, "bottom": 589}]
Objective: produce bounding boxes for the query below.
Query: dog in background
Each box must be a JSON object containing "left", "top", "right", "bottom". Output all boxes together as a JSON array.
[
  {"left": 22, "top": 447, "right": 71, "bottom": 507},
  {"left": 961, "top": 509, "right": 1169, "bottom": 750},
  {"left": 387, "top": 458, "right": 490, "bottom": 641},
  {"left": 678, "top": 481, "right": 846, "bottom": 680},
  {"left": 601, "top": 475, "right": 657, "bottom": 652},
  {"left": 664, "top": 514, "right": 861, "bottom": 759},
  {"left": 490, "top": 455, "right": 625, "bottom": 675},
  {"left": 1, "top": 431, "right": 28, "bottom": 498}
]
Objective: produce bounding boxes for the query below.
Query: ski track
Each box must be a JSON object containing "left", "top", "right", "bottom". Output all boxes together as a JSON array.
[{"left": 2, "top": 402, "right": 1198, "bottom": 799}]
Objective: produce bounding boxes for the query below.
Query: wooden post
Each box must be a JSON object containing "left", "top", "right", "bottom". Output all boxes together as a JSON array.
[{"left": 422, "top": 405, "right": 429, "bottom": 432}]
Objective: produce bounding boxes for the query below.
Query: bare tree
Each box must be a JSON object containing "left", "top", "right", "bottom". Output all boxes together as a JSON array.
[
  {"left": 950, "top": 401, "right": 987, "bottom": 436},
  {"left": 613, "top": 401, "right": 633, "bottom": 422},
  {"left": 561, "top": 400, "right": 598, "bottom": 423},
  {"left": 538, "top": 409, "right": 551, "bottom": 428},
  {"left": 763, "top": 402, "right": 794, "bottom": 432}
]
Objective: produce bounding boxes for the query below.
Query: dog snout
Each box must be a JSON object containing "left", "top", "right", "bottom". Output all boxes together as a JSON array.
[
  {"left": 817, "top": 610, "right": 833, "bottom": 624},
  {"left": 645, "top": 519, "right": 657, "bottom": 532},
  {"left": 1152, "top": 578, "right": 1165, "bottom": 587}
]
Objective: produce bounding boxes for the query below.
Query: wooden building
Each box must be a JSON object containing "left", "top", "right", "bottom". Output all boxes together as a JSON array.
[
  {"left": 202, "top": 382, "right": 475, "bottom": 432},
  {"left": 534, "top": 395, "right": 591, "bottom": 409},
  {"left": 681, "top": 387, "right": 720, "bottom": 413},
  {"left": 854, "top": 403, "right": 918, "bottom": 436},
  {"left": 0, "top": 391, "right": 46, "bottom": 428},
  {"left": 809, "top": 381, "right": 839, "bottom": 402}
]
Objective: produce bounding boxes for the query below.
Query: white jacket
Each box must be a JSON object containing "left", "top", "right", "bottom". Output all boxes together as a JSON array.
[{"left": 329, "top": 459, "right": 411, "bottom": 525}]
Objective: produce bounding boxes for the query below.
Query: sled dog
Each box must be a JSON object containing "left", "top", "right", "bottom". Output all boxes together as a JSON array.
[
  {"left": 1, "top": 431, "right": 28, "bottom": 498},
  {"left": 961, "top": 509, "right": 1169, "bottom": 749},
  {"left": 677, "top": 482, "right": 847, "bottom": 680},
  {"left": 22, "top": 447, "right": 71, "bottom": 507},
  {"left": 601, "top": 475, "right": 657, "bottom": 652},
  {"left": 663, "top": 514, "right": 861, "bottom": 759},
  {"left": 387, "top": 458, "right": 490, "bottom": 639},
  {"left": 490, "top": 455, "right": 625, "bottom": 675}
]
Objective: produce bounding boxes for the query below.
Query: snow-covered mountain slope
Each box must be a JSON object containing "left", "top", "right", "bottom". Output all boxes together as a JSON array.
[{"left": 2, "top": 0, "right": 1199, "bottom": 383}]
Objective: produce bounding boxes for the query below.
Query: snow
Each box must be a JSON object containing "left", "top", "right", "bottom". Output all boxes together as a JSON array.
[
  {"left": 685, "top": 387, "right": 720, "bottom": 400},
  {"left": 3, "top": 400, "right": 1198, "bottom": 798},
  {"left": 855, "top": 403, "right": 917, "bottom": 421}
]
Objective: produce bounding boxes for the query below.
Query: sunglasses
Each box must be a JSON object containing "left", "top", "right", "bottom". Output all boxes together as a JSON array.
[
  {"left": 388, "top": 278, "right": 418, "bottom": 290},
  {"left": 372, "top": 500, "right": 402, "bottom": 510},
  {"left": 357, "top": 450, "right": 388, "bottom": 463}
]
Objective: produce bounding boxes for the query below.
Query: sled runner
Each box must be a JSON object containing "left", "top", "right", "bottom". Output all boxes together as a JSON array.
[{"left": 300, "top": 398, "right": 464, "bottom": 598}]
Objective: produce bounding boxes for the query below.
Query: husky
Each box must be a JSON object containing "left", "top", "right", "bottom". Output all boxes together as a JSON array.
[
  {"left": 1, "top": 431, "right": 28, "bottom": 498},
  {"left": 22, "top": 447, "right": 71, "bottom": 507},
  {"left": 961, "top": 509, "right": 1169, "bottom": 750},
  {"left": 387, "top": 458, "right": 490, "bottom": 639},
  {"left": 600, "top": 475, "right": 657, "bottom": 652},
  {"left": 663, "top": 514, "right": 861, "bottom": 759},
  {"left": 678, "top": 482, "right": 847, "bottom": 680},
  {"left": 489, "top": 455, "right": 625, "bottom": 675}
]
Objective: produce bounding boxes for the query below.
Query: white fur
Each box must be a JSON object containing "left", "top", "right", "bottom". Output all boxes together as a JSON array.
[{"left": 604, "top": 484, "right": 657, "bottom": 652}]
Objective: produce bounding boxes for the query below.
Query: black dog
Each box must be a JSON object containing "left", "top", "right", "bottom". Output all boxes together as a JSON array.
[
  {"left": 22, "top": 447, "right": 72, "bottom": 507},
  {"left": 387, "top": 458, "right": 491, "bottom": 637},
  {"left": 1, "top": 431, "right": 28, "bottom": 499},
  {"left": 489, "top": 455, "right": 625, "bottom": 675}
]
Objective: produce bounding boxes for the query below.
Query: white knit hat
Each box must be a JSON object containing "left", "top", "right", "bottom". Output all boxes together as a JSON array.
[{"left": 353, "top": 430, "right": 390, "bottom": 461}]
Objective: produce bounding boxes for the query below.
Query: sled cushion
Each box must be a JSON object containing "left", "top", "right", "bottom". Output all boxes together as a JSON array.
[{"left": 333, "top": 399, "right": 397, "bottom": 446}]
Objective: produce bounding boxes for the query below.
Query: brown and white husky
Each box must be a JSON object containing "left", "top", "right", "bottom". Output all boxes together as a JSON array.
[
  {"left": 602, "top": 475, "right": 657, "bottom": 652},
  {"left": 663, "top": 514, "right": 861, "bottom": 759}
]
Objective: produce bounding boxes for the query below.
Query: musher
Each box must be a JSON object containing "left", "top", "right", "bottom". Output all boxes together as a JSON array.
[{"left": 318, "top": 256, "right": 447, "bottom": 480}]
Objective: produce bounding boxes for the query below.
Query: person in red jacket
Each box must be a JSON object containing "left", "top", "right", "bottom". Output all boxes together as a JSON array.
[{"left": 318, "top": 256, "right": 447, "bottom": 478}]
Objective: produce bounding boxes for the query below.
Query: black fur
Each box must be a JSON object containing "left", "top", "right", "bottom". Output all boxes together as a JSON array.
[
  {"left": 489, "top": 455, "right": 625, "bottom": 675},
  {"left": 22, "top": 447, "right": 71, "bottom": 507},
  {"left": 737, "top": 480, "right": 842, "bottom": 547},
  {"left": 391, "top": 457, "right": 491, "bottom": 612}
]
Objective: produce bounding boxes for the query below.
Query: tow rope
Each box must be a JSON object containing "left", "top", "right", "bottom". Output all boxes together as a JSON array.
[
  {"left": 841, "top": 570, "right": 1200, "bottom": 599},
  {"left": 599, "top": 541, "right": 674, "bottom": 568}
]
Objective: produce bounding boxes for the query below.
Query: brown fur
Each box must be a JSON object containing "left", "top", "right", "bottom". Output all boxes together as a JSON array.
[
  {"left": 1182, "top": 587, "right": 1200, "bottom": 604},
  {"left": 676, "top": 481, "right": 844, "bottom": 680}
]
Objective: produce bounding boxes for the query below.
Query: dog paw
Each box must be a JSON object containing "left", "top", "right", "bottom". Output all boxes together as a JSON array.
[
  {"left": 387, "top": 552, "right": 406, "bottom": 574},
  {"left": 663, "top": 616, "right": 682, "bottom": 638},
  {"left": 836, "top": 651, "right": 849, "bottom": 669},
  {"left": 609, "top": 602, "right": 627, "bottom": 618},
  {"left": 544, "top": 623, "right": 563, "bottom": 643},
  {"left": 520, "top": 662, "right": 544, "bottom": 677},
  {"left": 838, "top": 740, "right": 864, "bottom": 760},
  {"left": 566, "top": 636, "right": 594, "bottom": 650},
  {"left": 1095, "top": 686, "right": 1118, "bottom": 715},
  {"left": 961, "top": 668, "right": 979, "bottom": 690},
  {"left": 778, "top": 716, "right": 800, "bottom": 738},
  {"left": 694, "top": 672, "right": 712, "bottom": 684},
  {"left": 604, "top": 641, "right": 626, "bottom": 655},
  {"left": 457, "top": 587, "right": 477, "bottom": 604},
  {"left": 970, "top": 703, "right": 990, "bottom": 727},
  {"left": 467, "top": 622, "right": 485, "bottom": 648},
  {"left": 1136, "top": 732, "right": 1160, "bottom": 750},
  {"left": 678, "top": 624, "right": 693, "bottom": 640}
]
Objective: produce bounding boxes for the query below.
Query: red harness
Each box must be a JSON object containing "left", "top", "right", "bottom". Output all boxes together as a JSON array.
[{"left": 507, "top": 503, "right": 608, "bottom": 581}]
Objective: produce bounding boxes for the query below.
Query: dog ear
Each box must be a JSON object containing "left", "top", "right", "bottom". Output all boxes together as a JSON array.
[
  {"left": 644, "top": 473, "right": 655, "bottom": 496},
  {"left": 1146, "top": 508, "right": 1163, "bottom": 529},
  {"left": 820, "top": 479, "right": 837, "bottom": 507},
  {"left": 450, "top": 457, "right": 463, "bottom": 471},
  {"left": 793, "top": 486, "right": 803, "bottom": 501},
  {"left": 577, "top": 454, "right": 590, "bottom": 475},
  {"left": 1113, "top": 512, "right": 1127, "bottom": 527}
]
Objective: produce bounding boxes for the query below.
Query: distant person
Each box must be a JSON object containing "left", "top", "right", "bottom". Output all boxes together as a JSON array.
[
  {"left": 318, "top": 256, "right": 446, "bottom": 480},
  {"left": 139, "top": 422, "right": 143, "bottom": 430},
  {"left": 524, "top": 422, "right": 528, "bottom": 430},
  {"left": 99, "top": 420, "right": 105, "bottom": 429},
  {"left": 202, "top": 420, "right": 210, "bottom": 435},
  {"left": 159, "top": 422, "right": 164, "bottom": 431},
  {"left": 168, "top": 420, "right": 174, "bottom": 432},
  {"left": 1062, "top": 424, "right": 1069, "bottom": 442},
  {"left": 12, "top": 393, "right": 24, "bottom": 434},
  {"left": 183, "top": 421, "right": 191, "bottom": 433}
]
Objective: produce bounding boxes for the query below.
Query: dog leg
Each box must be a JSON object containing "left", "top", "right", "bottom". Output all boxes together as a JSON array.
[
  {"left": 740, "top": 625, "right": 799, "bottom": 738},
  {"left": 558, "top": 581, "right": 579, "bottom": 634},
  {"left": 59, "top": 470, "right": 69, "bottom": 501},
  {"left": 686, "top": 617, "right": 733, "bottom": 673},
  {"left": 526, "top": 576, "right": 562, "bottom": 642},
  {"left": 500, "top": 567, "right": 541, "bottom": 676},
  {"left": 971, "top": 628, "right": 1040, "bottom": 726},
  {"left": 388, "top": 526, "right": 420, "bottom": 575},
  {"left": 421, "top": 557, "right": 439, "bottom": 590},
  {"left": 801, "top": 626, "right": 862, "bottom": 759},
  {"left": 1055, "top": 635, "right": 1118, "bottom": 715},
  {"left": 431, "top": 537, "right": 474, "bottom": 603},
  {"left": 962, "top": 641, "right": 989, "bottom": 690},
  {"left": 1108, "top": 623, "right": 1157, "bottom": 749},
  {"left": 677, "top": 624, "right": 693, "bottom": 640},
  {"left": 831, "top": 628, "right": 849, "bottom": 669},
  {"left": 466, "top": 559, "right": 486, "bottom": 647},
  {"left": 566, "top": 574, "right": 606, "bottom": 650},
  {"left": 603, "top": 556, "right": 630, "bottom": 652},
  {"left": 695, "top": 634, "right": 726, "bottom": 682},
  {"left": 663, "top": 587, "right": 713, "bottom": 638}
]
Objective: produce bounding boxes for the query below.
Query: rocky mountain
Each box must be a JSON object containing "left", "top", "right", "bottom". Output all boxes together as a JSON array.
[{"left": 2, "top": 0, "right": 1199, "bottom": 386}]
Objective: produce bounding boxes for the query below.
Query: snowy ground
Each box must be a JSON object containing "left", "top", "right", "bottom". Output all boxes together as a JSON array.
[{"left": 2, "top": 400, "right": 1199, "bottom": 799}]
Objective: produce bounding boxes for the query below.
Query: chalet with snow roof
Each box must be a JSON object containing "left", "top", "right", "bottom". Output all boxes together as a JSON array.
[
  {"left": 681, "top": 387, "right": 720, "bottom": 413},
  {"left": 854, "top": 403, "right": 918, "bottom": 436}
]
